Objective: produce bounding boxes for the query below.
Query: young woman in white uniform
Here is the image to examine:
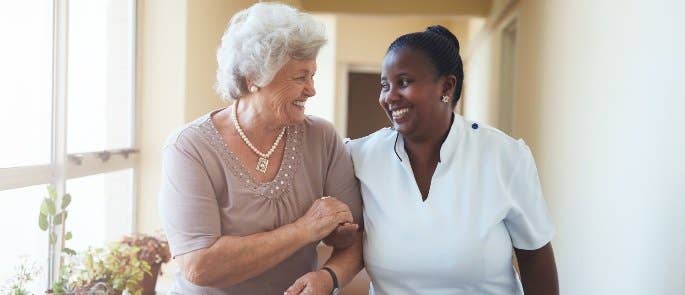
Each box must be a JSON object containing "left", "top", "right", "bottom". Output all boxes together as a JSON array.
[
  {"left": 286, "top": 26, "right": 558, "bottom": 295},
  {"left": 347, "top": 25, "right": 559, "bottom": 295}
]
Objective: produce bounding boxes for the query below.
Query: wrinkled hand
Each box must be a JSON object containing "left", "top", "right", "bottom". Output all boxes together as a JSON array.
[
  {"left": 323, "top": 222, "right": 359, "bottom": 249},
  {"left": 284, "top": 270, "right": 333, "bottom": 295},
  {"left": 294, "top": 196, "right": 354, "bottom": 243}
]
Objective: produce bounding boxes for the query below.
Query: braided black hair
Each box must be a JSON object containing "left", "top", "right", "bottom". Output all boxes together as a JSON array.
[{"left": 387, "top": 25, "right": 464, "bottom": 107}]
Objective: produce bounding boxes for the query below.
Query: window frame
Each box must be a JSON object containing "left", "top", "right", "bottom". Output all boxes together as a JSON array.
[{"left": 0, "top": 0, "right": 138, "bottom": 286}]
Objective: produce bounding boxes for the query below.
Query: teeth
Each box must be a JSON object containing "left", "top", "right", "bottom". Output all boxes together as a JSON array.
[
  {"left": 392, "top": 108, "right": 409, "bottom": 118},
  {"left": 293, "top": 101, "right": 306, "bottom": 107}
]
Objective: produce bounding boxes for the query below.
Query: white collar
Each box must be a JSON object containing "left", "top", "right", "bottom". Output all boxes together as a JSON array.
[{"left": 392, "top": 113, "right": 463, "bottom": 163}]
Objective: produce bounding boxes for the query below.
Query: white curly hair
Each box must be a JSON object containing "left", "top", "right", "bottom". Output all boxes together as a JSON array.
[{"left": 215, "top": 2, "right": 327, "bottom": 102}]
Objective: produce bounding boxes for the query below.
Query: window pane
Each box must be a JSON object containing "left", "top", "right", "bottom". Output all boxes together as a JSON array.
[
  {"left": 65, "top": 169, "right": 133, "bottom": 251},
  {"left": 67, "top": 0, "right": 134, "bottom": 153},
  {"left": 0, "top": 185, "right": 49, "bottom": 293},
  {"left": 0, "top": 2, "right": 53, "bottom": 168}
]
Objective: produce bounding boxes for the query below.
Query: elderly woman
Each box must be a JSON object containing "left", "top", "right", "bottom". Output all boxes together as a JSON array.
[
  {"left": 288, "top": 26, "right": 558, "bottom": 295},
  {"left": 158, "top": 3, "right": 362, "bottom": 294}
]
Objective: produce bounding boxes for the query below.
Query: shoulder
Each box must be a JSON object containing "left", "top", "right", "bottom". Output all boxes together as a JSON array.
[
  {"left": 347, "top": 127, "right": 396, "bottom": 159},
  {"left": 457, "top": 116, "right": 532, "bottom": 172},
  {"left": 162, "top": 113, "right": 214, "bottom": 154},
  {"left": 302, "top": 115, "right": 336, "bottom": 136},
  {"left": 459, "top": 116, "right": 525, "bottom": 156}
]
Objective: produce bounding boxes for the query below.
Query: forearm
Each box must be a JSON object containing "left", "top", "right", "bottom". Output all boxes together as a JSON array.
[
  {"left": 322, "top": 232, "right": 364, "bottom": 286},
  {"left": 515, "top": 243, "right": 559, "bottom": 295},
  {"left": 183, "top": 222, "right": 310, "bottom": 288}
]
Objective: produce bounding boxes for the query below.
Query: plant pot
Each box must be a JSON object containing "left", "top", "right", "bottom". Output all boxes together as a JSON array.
[{"left": 140, "top": 263, "right": 161, "bottom": 295}]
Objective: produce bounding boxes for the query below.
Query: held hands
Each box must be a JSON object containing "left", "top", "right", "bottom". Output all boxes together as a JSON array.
[
  {"left": 294, "top": 196, "right": 356, "bottom": 243},
  {"left": 323, "top": 222, "right": 359, "bottom": 249},
  {"left": 284, "top": 269, "right": 333, "bottom": 295}
]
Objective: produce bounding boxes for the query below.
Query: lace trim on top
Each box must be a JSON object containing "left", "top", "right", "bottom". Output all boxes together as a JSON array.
[{"left": 196, "top": 111, "right": 304, "bottom": 200}]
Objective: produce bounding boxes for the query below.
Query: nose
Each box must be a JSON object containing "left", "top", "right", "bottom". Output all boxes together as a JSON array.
[
  {"left": 303, "top": 78, "right": 316, "bottom": 97},
  {"left": 381, "top": 85, "right": 400, "bottom": 105}
]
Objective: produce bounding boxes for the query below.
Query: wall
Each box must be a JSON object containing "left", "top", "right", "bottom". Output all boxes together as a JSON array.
[
  {"left": 466, "top": 0, "right": 685, "bottom": 293},
  {"left": 136, "top": 0, "right": 256, "bottom": 234},
  {"left": 184, "top": 0, "right": 256, "bottom": 121},
  {"left": 136, "top": 0, "right": 188, "bottom": 234},
  {"left": 301, "top": 0, "right": 491, "bottom": 17}
]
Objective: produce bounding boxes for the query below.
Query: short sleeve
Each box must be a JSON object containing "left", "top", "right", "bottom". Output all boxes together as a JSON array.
[
  {"left": 503, "top": 143, "right": 555, "bottom": 250},
  {"left": 322, "top": 126, "right": 363, "bottom": 225},
  {"left": 159, "top": 141, "right": 221, "bottom": 258}
]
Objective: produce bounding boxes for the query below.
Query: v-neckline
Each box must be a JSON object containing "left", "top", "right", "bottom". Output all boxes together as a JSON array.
[{"left": 199, "top": 108, "right": 304, "bottom": 200}]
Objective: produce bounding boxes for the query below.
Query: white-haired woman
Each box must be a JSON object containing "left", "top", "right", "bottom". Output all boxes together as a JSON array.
[{"left": 158, "top": 3, "right": 363, "bottom": 294}]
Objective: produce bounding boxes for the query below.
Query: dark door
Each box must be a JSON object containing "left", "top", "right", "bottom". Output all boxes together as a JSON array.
[{"left": 346, "top": 72, "right": 388, "bottom": 139}]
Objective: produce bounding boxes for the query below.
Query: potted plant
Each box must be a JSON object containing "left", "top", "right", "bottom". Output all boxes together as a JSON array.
[
  {"left": 120, "top": 234, "right": 170, "bottom": 295},
  {"left": 38, "top": 186, "right": 76, "bottom": 295},
  {"left": 62, "top": 243, "right": 151, "bottom": 295}
]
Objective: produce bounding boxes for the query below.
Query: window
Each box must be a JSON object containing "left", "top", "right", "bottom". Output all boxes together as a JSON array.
[
  {"left": 0, "top": 0, "right": 136, "bottom": 289},
  {"left": 0, "top": 1, "right": 53, "bottom": 168},
  {"left": 0, "top": 185, "right": 50, "bottom": 293}
]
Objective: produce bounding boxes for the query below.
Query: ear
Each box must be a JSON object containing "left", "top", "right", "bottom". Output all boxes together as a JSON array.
[
  {"left": 245, "top": 77, "right": 260, "bottom": 93},
  {"left": 441, "top": 75, "right": 457, "bottom": 97}
]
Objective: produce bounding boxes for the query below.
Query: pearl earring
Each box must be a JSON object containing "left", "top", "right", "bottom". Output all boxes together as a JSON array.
[
  {"left": 249, "top": 85, "right": 259, "bottom": 93},
  {"left": 441, "top": 95, "right": 450, "bottom": 103}
]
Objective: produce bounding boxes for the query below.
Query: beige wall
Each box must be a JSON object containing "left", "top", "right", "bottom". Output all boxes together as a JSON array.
[
  {"left": 466, "top": 0, "right": 685, "bottom": 293},
  {"left": 184, "top": 1, "right": 255, "bottom": 121},
  {"left": 136, "top": 0, "right": 256, "bottom": 234},
  {"left": 136, "top": 0, "right": 188, "bottom": 234},
  {"left": 336, "top": 15, "right": 469, "bottom": 67},
  {"left": 301, "top": 0, "right": 491, "bottom": 17}
]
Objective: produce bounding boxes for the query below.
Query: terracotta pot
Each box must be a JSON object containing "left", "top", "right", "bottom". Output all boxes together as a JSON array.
[{"left": 141, "top": 263, "right": 161, "bottom": 295}]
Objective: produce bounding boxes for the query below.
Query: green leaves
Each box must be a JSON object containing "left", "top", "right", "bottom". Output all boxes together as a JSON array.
[
  {"left": 61, "top": 193, "right": 71, "bottom": 209},
  {"left": 40, "top": 198, "right": 56, "bottom": 215},
  {"left": 47, "top": 185, "right": 58, "bottom": 201},
  {"left": 62, "top": 247, "right": 76, "bottom": 256},
  {"left": 53, "top": 211, "right": 68, "bottom": 225},
  {"left": 38, "top": 213, "right": 48, "bottom": 231},
  {"left": 39, "top": 185, "right": 76, "bottom": 261}
]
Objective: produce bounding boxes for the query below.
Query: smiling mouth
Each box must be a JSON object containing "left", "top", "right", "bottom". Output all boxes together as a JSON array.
[
  {"left": 293, "top": 100, "right": 306, "bottom": 108},
  {"left": 391, "top": 108, "right": 409, "bottom": 119}
]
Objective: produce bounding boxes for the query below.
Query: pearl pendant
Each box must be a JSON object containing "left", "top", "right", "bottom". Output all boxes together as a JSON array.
[{"left": 256, "top": 157, "right": 269, "bottom": 173}]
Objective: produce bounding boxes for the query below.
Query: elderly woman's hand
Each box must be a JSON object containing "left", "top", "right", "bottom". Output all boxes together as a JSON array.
[
  {"left": 284, "top": 269, "right": 333, "bottom": 295},
  {"left": 323, "top": 222, "right": 359, "bottom": 249},
  {"left": 295, "top": 196, "right": 355, "bottom": 243}
]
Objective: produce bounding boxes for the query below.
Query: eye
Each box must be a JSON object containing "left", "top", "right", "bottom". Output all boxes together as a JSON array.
[
  {"left": 380, "top": 81, "right": 389, "bottom": 92},
  {"left": 399, "top": 78, "right": 411, "bottom": 87},
  {"left": 294, "top": 76, "right": 307, "bottom": 81}
]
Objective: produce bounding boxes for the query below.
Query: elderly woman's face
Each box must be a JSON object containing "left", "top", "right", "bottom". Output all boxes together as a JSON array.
[{"left": 258, "top": 59, "right": 317, "bottom": 125}]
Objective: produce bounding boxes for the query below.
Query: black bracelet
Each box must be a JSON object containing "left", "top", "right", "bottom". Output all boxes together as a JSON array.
[{"left": 321, "top": 266, "right": 339, "bottom": 292}]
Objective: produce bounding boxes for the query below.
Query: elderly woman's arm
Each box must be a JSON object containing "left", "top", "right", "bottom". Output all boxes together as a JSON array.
[
  {"left": 515, "top": 242, "right": 559, "bottom": 295},
  {"left": 285, "top": 232, "right": 363, "bottom": 295},
  {"left": 177, "top": 197, "right": 354, "bottom": 288}
]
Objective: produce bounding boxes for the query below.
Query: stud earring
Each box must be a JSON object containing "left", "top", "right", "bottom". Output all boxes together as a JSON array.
[
  {"left": 441, "top": 95, "right": 450, "bottom": 103},
  {"left": 249, "top": 85, "right": 259, "bottom": 93}
]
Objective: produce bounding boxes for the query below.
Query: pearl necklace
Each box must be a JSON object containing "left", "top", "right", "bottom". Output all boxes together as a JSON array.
[{"left": 231, "top": 102, "right": 286, "bottom": 173}]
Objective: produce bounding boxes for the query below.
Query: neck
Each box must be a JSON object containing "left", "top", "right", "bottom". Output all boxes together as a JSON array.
[
  {"left": 403, "top": 112, "right": 453, "bottom": 161},
  {"left": 235, "top": 97, "right": 286, "bottom": 136}
]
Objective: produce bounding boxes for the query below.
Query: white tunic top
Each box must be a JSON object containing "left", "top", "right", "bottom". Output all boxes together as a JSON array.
[{"left": 347, "top": 114, "right": 555, "bottom": 295}]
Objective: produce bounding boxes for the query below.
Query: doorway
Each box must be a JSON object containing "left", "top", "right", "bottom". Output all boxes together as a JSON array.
[{"left": 346, "top": 71, "right": 387, "bottom": 139}]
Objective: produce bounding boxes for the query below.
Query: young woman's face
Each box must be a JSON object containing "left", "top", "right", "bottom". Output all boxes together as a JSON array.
[
  {"left": 256, "top": 58, "right": 317, "bottom": 125},
  {"left": 380, "top": 48, "right": 451, "bottom": 139}
]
